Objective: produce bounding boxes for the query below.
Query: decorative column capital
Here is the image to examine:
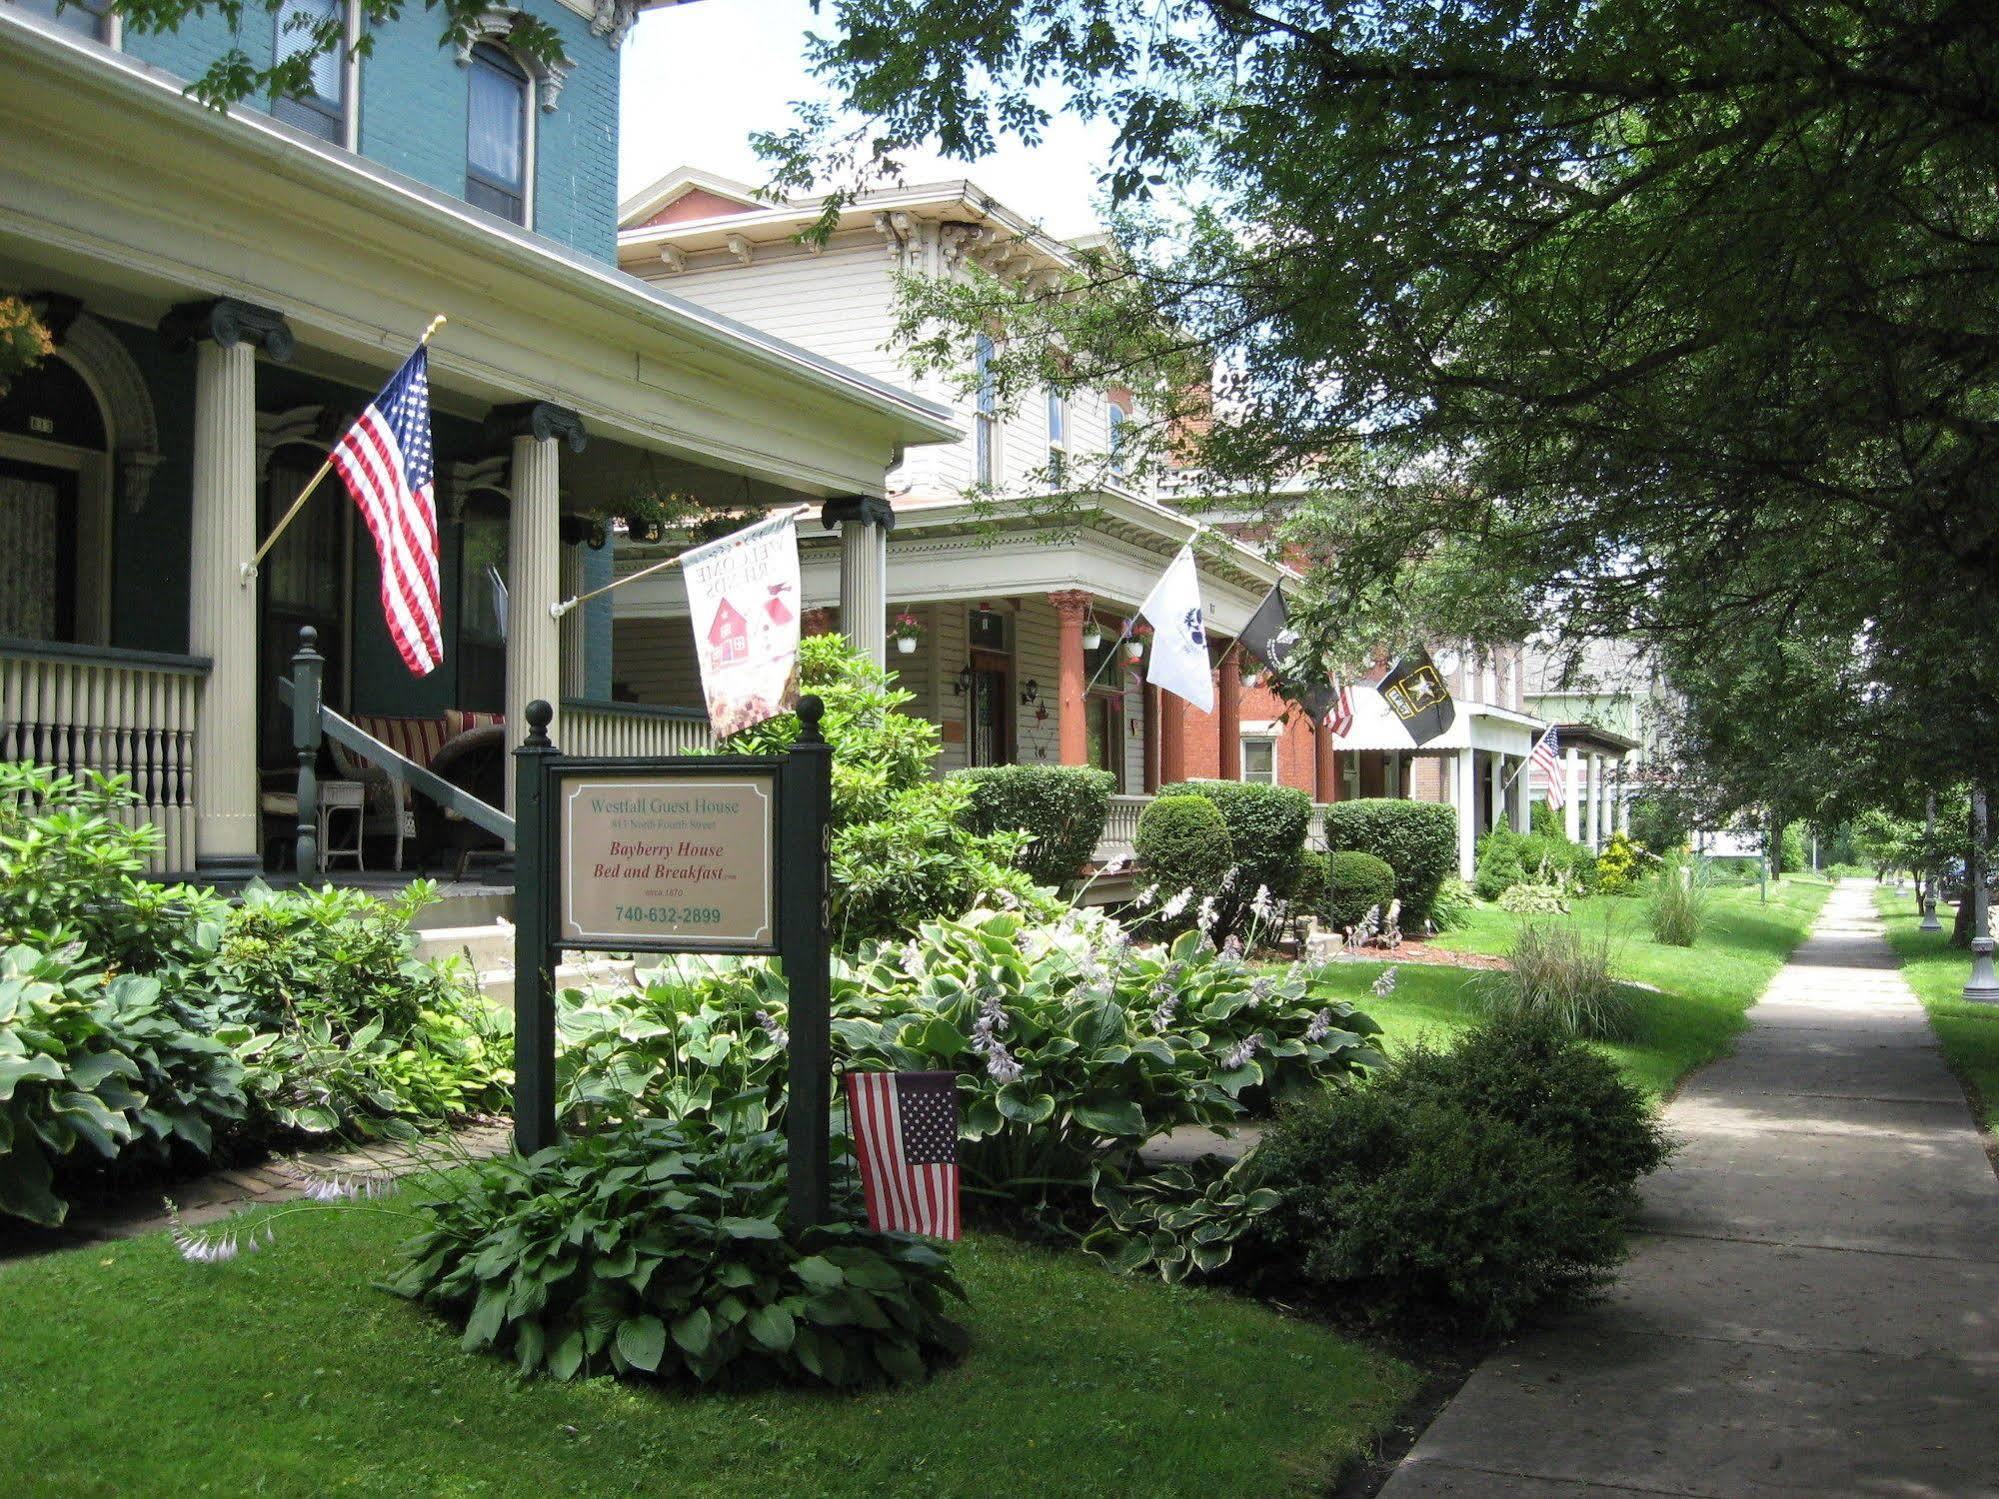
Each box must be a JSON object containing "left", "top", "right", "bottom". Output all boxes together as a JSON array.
[
  {"left": 1048, "top": 589, "right": 1093, "bottom": 626},
  {"left": 487, "top": 401, "right": 588, "bottom": 453},
  {"left": 160, "top": 298, "right": 295, "bottom": 362},
  {"left": 821, "top": 495, "right": 897, "bottom": 534}
]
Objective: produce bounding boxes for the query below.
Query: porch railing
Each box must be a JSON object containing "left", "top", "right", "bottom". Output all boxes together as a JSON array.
[
  {"left": 0, "top": 637, "right": 208, "bottom": 874},
  {"left": 560, "top": 698, "right": 714, "bottom": 758}
]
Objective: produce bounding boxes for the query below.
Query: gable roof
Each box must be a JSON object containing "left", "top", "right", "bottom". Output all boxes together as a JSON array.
[{"left": 620, "top": 165, "right": 766, "bottom": 231}]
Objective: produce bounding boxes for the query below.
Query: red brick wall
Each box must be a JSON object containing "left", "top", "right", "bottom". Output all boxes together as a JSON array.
[{"left": 644, "top": 187, "right": 759, "bottom": 227}]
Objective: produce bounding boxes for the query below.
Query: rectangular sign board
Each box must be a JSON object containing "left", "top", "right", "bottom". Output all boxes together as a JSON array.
[{"left": 556, "top": 768, "right": 778, "bottom": 952}]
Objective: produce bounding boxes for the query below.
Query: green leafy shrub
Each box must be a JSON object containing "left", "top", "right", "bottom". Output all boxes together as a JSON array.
[
  {"left": 720, "top": 635, "right": 1045, "bottom": 942},
  {"left": 1084, "top": 1155, "right": 1280, "bottom": 1284},
  {"left": 1322, "top": 851, "right": 1397, "bottom": 932},
  {"left": 1475, "top": 828, "right": 1597, "bottom": 900},
  {"left": 1479, "top": 920, "right": 1634, "bottom": 1040},
  {"left": 389, "top": 1118, "right": 969, "bottom": 1387},
  {"left": 1593, "top": 831, "right": 1644, "bottom": 894},
  {"left": 953, "top": 763, "right": 1115, "bottom": 891},
  {"left": 1157, "top": 780, "right": 1312, "bottom": 912},
  {"left": 1496, "top": 880, "right": 1568, "bottom": 915},
  {"left": 1650, "top": 852, "right": 1710, "bottom": 947},
  {"left": 1392, "top": 1014, "right": 1672, "bottom": 1206},
  {"left": 1427, "top": 877, "right": 1475, "bottom": 932},
  {"left": 1293, "top": 850, "right": 1330, "bottom": 913},
  {"left": 1134, "top": 795, "right": 1233, "bottom": 928},
  {"left": 1247, "top": 1078, "right": 1631, "bottom": 1332},
  {"left": 1320, "top": 799, "right": 1457, "bottom": 925}
]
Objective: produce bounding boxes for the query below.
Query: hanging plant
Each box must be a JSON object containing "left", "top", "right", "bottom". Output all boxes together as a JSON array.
[
  {"left": 890, "top": 612, "right": 923, "bottom": 654},
  {"left": 1124, "top": 621, "right": 1151, "bottom": 663},
  {"left": 0, "top": 297, "right": 54, "bottom": 398},
  {"left": 1082, "top": 619, "right": 1104, "bottom": 651}
]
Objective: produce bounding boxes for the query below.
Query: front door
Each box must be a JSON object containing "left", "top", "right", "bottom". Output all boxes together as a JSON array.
[
  {"left": 0, "top": 459, "right": 78, "bottom": 643},
  {"left": 967, "top": 648, "right": 1010, "bottom": 767}
]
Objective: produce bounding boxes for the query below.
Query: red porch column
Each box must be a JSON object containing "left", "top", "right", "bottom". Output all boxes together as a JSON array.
[
  {"left": 1049, "top": 589, "right": 1092, "bottom": 767},
  {"left": 1217, "top": 647, "right": 1242, "bottom": 780},
  {"left": 1315, "top": 718, "right": 1338, "bottom": 802}
]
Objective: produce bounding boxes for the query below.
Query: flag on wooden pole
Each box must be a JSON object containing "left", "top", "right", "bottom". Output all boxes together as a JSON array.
[
  {"left": 844, "top": 1071, "right": 961, "bottom": 1240},
  {"left": 1137, "top": 543, "right": 1214, "bottom": 712},
  {"left": 330, "top": 346, "right": 442, "bottom": 676}
]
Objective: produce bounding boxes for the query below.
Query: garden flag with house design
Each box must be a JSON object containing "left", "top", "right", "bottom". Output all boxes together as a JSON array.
[
  {"left": 1137, "top": 543, "right": 1214, "bottom": 712},
  {"left": 680, "top": 510, "right": 802, "bottom": 738}
]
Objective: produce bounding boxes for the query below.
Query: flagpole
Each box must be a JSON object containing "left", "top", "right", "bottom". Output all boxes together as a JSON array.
[
  {"left": 549, "top": 504, "right": 810, "bottom": 620},
  {"left": 1500, "top": 729, "right": 1553, "bottom": 795},
  {"left": 240, "top": 316, "right": 447, "bottom": 584}
]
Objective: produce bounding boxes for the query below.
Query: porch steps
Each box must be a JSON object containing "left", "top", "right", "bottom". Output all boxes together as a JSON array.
[{"left": 412, "top": 922, "right": 642, "bottom": 1010}]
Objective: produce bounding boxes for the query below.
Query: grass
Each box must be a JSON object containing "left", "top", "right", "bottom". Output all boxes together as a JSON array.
[
  {"left": 0, "top": 1196, "right": 1415, "bottom": 1499},
  {"left": 1872, "top": 885, "right": 1999, "bottom": 1133},
  {"left": 1305, "top": 877, "right": 1833, "bottom": 1099}
]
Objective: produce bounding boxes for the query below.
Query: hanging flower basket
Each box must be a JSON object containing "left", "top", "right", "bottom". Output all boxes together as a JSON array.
[
  {"left": 890, "top": 612, "right": 923, "bottom": 654},
  {"left": 1124, "top": 622, "right": 1151, "bottom": 663},
  {"left": 1082, "top": 621, "right": 1104, "bottom": 651}
]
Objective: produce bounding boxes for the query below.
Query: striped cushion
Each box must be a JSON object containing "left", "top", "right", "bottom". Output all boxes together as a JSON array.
[
  {"left": 444, "top": 708, "right": 506, "bottom": 740},
  {"left": 353, "top": 714, "right": 451, "bottom": 770}
]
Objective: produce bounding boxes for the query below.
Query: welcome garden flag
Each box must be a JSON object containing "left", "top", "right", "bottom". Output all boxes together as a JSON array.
[
  {"left": 1138, "top": 543, "right": 1214, "bottom": 712},
  {"left": 680, "top": 510, "right": 802, "bottom": 738}
]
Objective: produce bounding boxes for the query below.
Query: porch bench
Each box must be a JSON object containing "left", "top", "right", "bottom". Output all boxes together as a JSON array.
[{"left": 323, "top": 709, "right": 505, "bottom": 871}]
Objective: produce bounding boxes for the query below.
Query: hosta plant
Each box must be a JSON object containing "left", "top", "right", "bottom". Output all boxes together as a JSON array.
[
  {"left": 1084, "top": 1155, "right": 1281, "bottom": 1285},
  {"left": 389, "top": 1118, "right": 969, "bottom": 1387}
]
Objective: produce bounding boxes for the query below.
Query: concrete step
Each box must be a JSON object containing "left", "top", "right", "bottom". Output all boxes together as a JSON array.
[
  {"left": 475, "top": 957, "right": 639, "bottom": 1008},
  {"left": 413, "top": 921, "right": 515, "bottom": 972}
]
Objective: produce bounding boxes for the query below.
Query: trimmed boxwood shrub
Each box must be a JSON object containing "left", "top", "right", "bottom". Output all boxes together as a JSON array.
[
  {"left": 1157, "top": 779, "right": 1312, "bottom": 902},
  {"left": 1323, "top": 851, "right": 1397, "bottom": 932},
  {"left": 1134, "top": 795, "right": 1233, "bottom": 921},
  {"left": 952, "top": 764, "right": 1116, "bottom": 891},
  {"left": 1293, "top": 850, "right": 1330, "bottom": 914},
  {"left": 1319, "top": 799, "right": 1458, "bottom": 924}
]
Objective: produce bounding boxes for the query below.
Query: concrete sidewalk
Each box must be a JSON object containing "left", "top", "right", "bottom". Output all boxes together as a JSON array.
[{"left": 1380, "top": 880, "right": 1999, "bottom": 1499}]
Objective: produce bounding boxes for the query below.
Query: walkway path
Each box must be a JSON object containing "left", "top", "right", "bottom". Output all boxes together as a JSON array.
[{"left": 1381, "top": 879, "right": 1999, "bottom": 1499}]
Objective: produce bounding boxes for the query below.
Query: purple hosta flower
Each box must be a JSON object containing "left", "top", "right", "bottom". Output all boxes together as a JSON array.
[
  {"left": 1159, "top": 888, "right": 1193, "bottom": 921},
  {"left": 1305, "top": 1008, "right": 1335, "bottom": 1043},
  {"left": 969, "top": 989, "right": 1009, "bottom": 1055},
  {"left": 167, "top": 1199, "right": 274, "bottom": 1265},
  {"left": 1150, "top": 981, "right": 1180, "bottom": 1030},
  {"left": 1221, "top": 866, "right": 1240, "bottom": 893},
  {"left": 985, "top": 1040, "right": 1024, "bottom": 1084},
  {"left": 1250, "top": 975, "right": 1275, "bottom": 1003},
  {"left": 899, "top": 939, "right": 927, "bottom": 979},
  {"left": 1195, "top": 895, "right": 1220, "bottom": 934},
  {"left": 1221, "top": 1034, "right": 1264, "bottom": 1070},
  {"left": 1221, "top": 934, "right": 1244, "bottom": 960},
  {"left": 754, "top": 1009, "right": 790, "bottom": 1049},
  {"left": 996, "top": 887, "right": 1022, "bottom": 911},
  {"left": 1371, "top": 966, "right": 1399, "bottom": 999}
]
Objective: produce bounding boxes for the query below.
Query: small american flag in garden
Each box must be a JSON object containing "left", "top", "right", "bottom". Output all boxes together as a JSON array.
[
  {"left": 1531, "top": 726, "right": 1564, "bottom": 808},
  {"left": 330, "top": 345, "right": 442, "bottom": 676},
  {"left": 845, "top": 1071, "right": 960, "bottom": 1240}
]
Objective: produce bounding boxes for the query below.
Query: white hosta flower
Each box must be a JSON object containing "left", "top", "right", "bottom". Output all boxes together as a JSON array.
[
  {"left": 1136, "top": 883, "right": 1160, "bottom": 908},
  {"left": 1305, "top": 1008, "right": 1334, "bottom": 1043},
  {"left": 900, "top": 939, "right": 927, "bottom": 978},
  {"left": 985, "top": 1040, "right": 1024, "bottom": 1084},
  {"left": 1221, "top": 866, "right": 1240, "bottom": 893},
  {"left": 1195, "top": 895, "right": 1220, "bottom": 934},
  {"left": 1159, "top": 888, "right": 1193, "bottom": 921},
  {"left": 1371, "top": 966, "right": 1399, "bottom": 998},
  {"left": 1250, "top": 884, "right": 1277, "bottom": 923},
  {"left": 754, "top": 1009, "right": 790, "bottom": 1049}
]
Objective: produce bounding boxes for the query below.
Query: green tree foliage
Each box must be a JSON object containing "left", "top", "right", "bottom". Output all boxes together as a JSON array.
[
  {"left": 953, "top": 764, "right": 1115, "bottom": 892},
  {"left": 0, "top": 296, "right": 52, "bottom": 397}
]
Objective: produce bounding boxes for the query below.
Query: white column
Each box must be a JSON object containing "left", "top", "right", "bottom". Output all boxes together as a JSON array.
[
  {"left": 1600, "top": 755, "right": 1618, "bottom": 845},
  {"left": 1617, "top": 764, "right": 1631, "bottom": 835},
  {"left": 559, "top": 543, "right": 585, "bottom": 699},
  {"left": 1454, "top": 746, "right": 1477, "bottom": 880},
  {"left": 1511, "top": 756, "right": 1532, "bottom": 833},
  {"left": 173, "top": 299, "right": 293, "bottom": 874},
  {"left": 1487, "top": 752, "right": 1504, "bottom": 833},
  {"left": 823, "top": 496, "right": 893, "bottom": 668},
  {"left": 1584, "top": 753, "right": 1602, "bottom": 850},
  {"left": 1563, "top": 747, "right": 1582, "bottom": 842},
  {"left": 495, "top": 403, "right": 585, "bottom": 814}
]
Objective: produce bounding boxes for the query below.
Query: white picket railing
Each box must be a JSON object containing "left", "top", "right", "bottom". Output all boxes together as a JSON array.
[
  {"left": 560, "top": 699, "right": 714, "bottom": 759},
  {"left": 0, "top": 638, "right": 208, "bottom": 873}
]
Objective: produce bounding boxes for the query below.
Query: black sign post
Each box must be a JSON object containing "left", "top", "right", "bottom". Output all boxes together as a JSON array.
[{"left": 510, "top": 696, "right": 834, "bottom": 1229}]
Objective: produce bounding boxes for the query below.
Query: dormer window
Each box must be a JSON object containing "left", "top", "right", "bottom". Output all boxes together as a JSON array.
[
  {"left": 271, "top": 0, "right": 350, "bottom": 146},
  {"left": 466, "top": 42, "right": 531, "bottom": 226}
]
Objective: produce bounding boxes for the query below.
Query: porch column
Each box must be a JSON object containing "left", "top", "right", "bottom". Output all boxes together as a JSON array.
[
  {"left": 1599, "top": 755, "right": 1617, "bottom": 847},
  {"left": 1143, "top": 683, "right": 1161, "bottom": 793},
  {"left": 1584, "top": 753, "right": 1602, "bottom": 850},
  {"left": 1159, "top": 687, "right": 1187, "bottom": 785},
  {"left": 490, "top": 402, "right": 586, "bottom": 813},
  {"left": 822, "top": 496, "right": 894, "bottom": 668},
  {"left": 558, "top": 543, "right": 586, "bottom": 698},
  {"left": 1314, "top": 719, "right": 1337, "bottom": 803},
  {"left": 163, "top": 298, "right": 294, "bottom": 875},
  {"left": 1454, "top": 746, "right": 1478, "bottom": 880},
  {"left": 1217, "top": 645, "right": 1243, "bottom": 780},
  {"left": 1563, "top": 747, "right": 1583, "bottom": 842},
  {"left": 1487, "top": 751, "right": 1504, "bottom": 833},
  {"left": 1049, "top": 589, "right": 1092, "bottom": 767},
  {"left": 1617, "top": 765, "right": 1631, "bottom": 834}
]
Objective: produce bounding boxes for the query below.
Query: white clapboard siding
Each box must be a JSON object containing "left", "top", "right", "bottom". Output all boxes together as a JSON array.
[
  {"left": 1010, "top": 596, "right": 1063, "bottom": 766},
  {"left": 612, "top": 618, "right": 705, "bottom": 711},
  {"left": 660, "top": 249, "right": 906, "bottom": 385}
]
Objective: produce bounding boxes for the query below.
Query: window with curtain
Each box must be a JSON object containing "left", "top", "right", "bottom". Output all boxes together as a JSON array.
[
  {"left": 466, "top": 42, "right": 530, "bottom": 225},
  {"left": 1045, "top": 387, "right": 1067, "bottom": 483},
  {"left": 271, "top": 0, "right": 347, "bottom": 144},
  {"left": 973, "top": 333, "right": 997, "bottom": 487}
]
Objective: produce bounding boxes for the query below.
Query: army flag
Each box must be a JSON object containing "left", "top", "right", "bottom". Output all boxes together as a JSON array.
[
  {"left": 1238, "top": 582, "right": 1338, "bottom": 724},
  {"left": 681, "top": 511, "right": 802, "bottom": 738},
  {"left": 1377, "top": 647, "right": 1456, "bottom": 746},
  {"left": 1137, "top": 544, "right": 1214, "bottom": 712}
]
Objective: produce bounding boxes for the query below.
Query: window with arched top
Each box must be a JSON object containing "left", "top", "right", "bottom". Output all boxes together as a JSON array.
[{"left": 466, "top": 42, "right": 531, "bottom": 226}]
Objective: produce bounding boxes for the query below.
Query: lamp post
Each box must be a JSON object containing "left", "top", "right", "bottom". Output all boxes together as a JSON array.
[
  {"left": 1920, "top": 792, "right": 1943, "bottom": 932},
  {"left": 1965, "top": 787, "right": 1999, "bottom": 1004}
]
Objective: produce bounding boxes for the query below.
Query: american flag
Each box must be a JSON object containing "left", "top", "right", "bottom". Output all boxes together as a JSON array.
[
  {"left": 1326, "top": 679, "right": 1355, "bottom": 738},
  {"left": 845, "top": 1071, "right": 960, "bottom": 1240},
  {"left": 330, "top": 346, "right": 442, "bottom": 676},
  {"left": 1531, "top": 726, "right": 1564, "bottom": 808}
]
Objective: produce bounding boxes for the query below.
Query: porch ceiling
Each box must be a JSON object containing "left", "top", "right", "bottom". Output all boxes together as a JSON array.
[{"left": 0, "top": 14, "right": 959, "bottom": 501}]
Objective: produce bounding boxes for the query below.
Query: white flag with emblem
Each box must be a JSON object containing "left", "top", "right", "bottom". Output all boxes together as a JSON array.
[{"left": 1138, "top": 543, "right": 1214, "bottom": 712}]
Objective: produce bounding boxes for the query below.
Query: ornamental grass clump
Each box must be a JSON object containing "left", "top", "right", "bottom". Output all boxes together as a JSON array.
[
  {"left": 1478, "top": 918, "right": 1636, "bottom": 1041},
  {"left": 1650, "top": 852, "right": 1710, "bottom": 947}
]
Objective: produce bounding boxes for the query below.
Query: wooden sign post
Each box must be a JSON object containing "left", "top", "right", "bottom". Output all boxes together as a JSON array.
[{"left": 511, "top": 696, "right": 834, "bottom": 1229}]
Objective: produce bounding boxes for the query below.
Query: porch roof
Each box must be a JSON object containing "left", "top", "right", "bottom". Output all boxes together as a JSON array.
[{"left": 0, "top": 13, "right": 959, "bottom": 499}]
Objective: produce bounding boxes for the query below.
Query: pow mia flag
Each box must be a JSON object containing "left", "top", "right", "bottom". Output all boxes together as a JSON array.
[
  {"left": 1378, "top": 647, "right": 1456, "bottom": 746},
  {"left": 1239, "top": 583, "right": 1338, "bottom": 724}
]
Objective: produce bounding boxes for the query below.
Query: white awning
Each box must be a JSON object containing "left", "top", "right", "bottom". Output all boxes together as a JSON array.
[{"left": 1330, "top": 687, "right": 1546, "bottom": 754}]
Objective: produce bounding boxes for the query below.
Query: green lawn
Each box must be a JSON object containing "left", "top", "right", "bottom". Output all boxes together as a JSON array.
[
  {"left": 1872, "top": 886, "right": 1999, "bottom": 1133},
  {"left": 0, "top": 1196, "right": 1414, "bottom": 1499},
  {"left": 1310, "top": 877, "right": 1833, "bottom": 1099}
]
